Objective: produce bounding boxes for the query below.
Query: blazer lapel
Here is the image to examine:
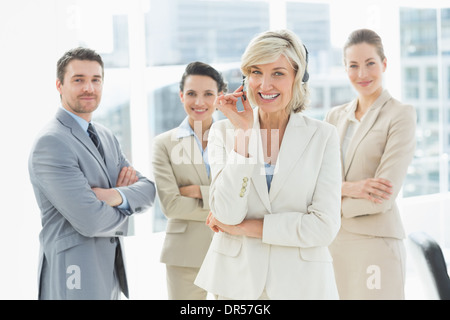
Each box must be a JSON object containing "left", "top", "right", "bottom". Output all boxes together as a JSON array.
[
  {"left": 269, "top": 113, "right": 316, "bottom": 202},
  {"left": 336, "top": 99, "right": 357, "bottom": 179},
  {"left": 56, "top": 109, "right": 113, "bottom": 187},
  {"left": 343, "top": 90, "right": 390, "bottom": 177},
  {"left": 248, "top": 109, "right": 272, "bottom": 212},
  {"left": 177, "top": 132, "right": 210, "bottom": 184}
]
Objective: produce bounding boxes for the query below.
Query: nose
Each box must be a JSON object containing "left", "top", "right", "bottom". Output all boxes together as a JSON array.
[
  {"left": 259, "top": 74, "right": 274, "bottom": 92},
  {"left": 195, "top": 96, "right": 205, "bottom": 106},
  {"left": 358, "top": 66, "right": 368, "bottom": 78},
  {"left": 83, "top": 81, "right": 94, "bottom": 93}
]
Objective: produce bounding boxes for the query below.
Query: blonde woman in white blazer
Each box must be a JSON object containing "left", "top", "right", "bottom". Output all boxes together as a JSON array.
[
  {"left": 153, "top": 62, "right": 227, "bottom": 299},
  {"left": 194, "top": 30, "right": 342, "bottom": 300},
  {"left": 325, "top": 29, "right": 416, "bottom": 299}
]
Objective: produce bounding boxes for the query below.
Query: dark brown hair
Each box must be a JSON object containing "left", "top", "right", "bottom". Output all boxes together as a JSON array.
[
  {"left": 180, "top": 61, "right": 227, "bottom": 93},
  {"left": 343, "top": 29, "right": 386, "bottom": 64},
  {"left": 57, "top": 47, "right": 104, "bottom": 84}
]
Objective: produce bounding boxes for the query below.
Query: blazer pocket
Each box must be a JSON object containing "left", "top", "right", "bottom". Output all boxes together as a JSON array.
[
  {"left": 165, "top": 220, "right": 188, "bottom": 234},
  {"left": 212, "top": 233, "right": 242, "bottom": 257},
  {"left": 299, "top": 246, "right": 333, "bottom": 262},
  {"left": 55, "top": 232, "right": 88, "bottom": 254}
]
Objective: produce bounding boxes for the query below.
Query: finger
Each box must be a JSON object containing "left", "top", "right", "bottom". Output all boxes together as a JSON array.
[
  {"left": 125, "top": 167, "right": 139, "bottom": 186},
  {"left": 242, "top": 95, "right": 252, "bottom": 112},
  {"left": 122, "top": 167, "right": 133, "bottom": 185},
  {"left": 216, "top": 94, "right": 239, "bottom": 108},
  {"left": 368, "top": 192, "right": 383, "bottom": 204},
  {"left": 216, "top": 226, "right": 225, "bottom": 233},
  {"left": 368, "top": 184, "right": 388, "bottom": 198},
  {"left": 372, "top": 182, "right": 393, "bottom": 196},
  {"left": 215, "top": 94, "right": 230, "bottom": 107},
  {"left": 371, "top": 189, "right": 390, "bottom": 200},
  {"left": 376, "top": 178, "right": 393, "bottom": 188},
  {"left": 129, "top": 167, "right": 138, "bottom": 184},
  {"left": 228, "top": 94, "right": 241, "bottom": 102},
  {"left": 211, "top": 225, "right": 221, "bottom": 233},
  {"left": 206, "top": 212, "right": 213, "bottom": 225},
  {"left": 125, "top": 166, "right": 133, "bottom": 178},
  {"left": 219, "top": 91, "right": 242, "bottom": 102},
  {"left": 206, "top": 219, "right": 218, "bottom": 232},
  {"left": 233, "top": 85, "right": 245, "bottom": 94},
  {"left": 207, "top": 216, "right": 216, "bottom": 228},
  {"left": 116, "top": 167, "right": 128, "bottom": 186}
]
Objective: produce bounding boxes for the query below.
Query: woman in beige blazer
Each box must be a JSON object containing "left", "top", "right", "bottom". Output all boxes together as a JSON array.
[
  {"left": 152, "top": 62, "right": 227, "bottom": 299},
  {"left": 194, "top": 30, "right": 342, "bottom": 300},
  {"left": 325, "top": 29, "right": 416, "bottom": 299}
]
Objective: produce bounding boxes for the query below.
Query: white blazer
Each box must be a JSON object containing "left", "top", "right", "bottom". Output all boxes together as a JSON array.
[{"left": 195, "top": 108, "right": 342, "bottom": 300}]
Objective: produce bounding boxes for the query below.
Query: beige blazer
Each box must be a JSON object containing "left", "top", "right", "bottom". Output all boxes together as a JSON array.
[
  {"left": 325, "top": 90, "right": 416, "bottom": 239},
  {"left": 152, "top": 128, "right": 213, "bottom": 268},
  {"left": 195, "top": 108, "right": 342, "bottom": 300}
]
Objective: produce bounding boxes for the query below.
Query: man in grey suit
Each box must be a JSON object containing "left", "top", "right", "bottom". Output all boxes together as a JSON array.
[{"left": 28, "top": 47, "right": 156, "bottom": 300}]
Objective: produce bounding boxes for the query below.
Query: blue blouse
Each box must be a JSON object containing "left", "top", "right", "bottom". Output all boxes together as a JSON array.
[{"left": 264, "top": 162, "right": 275, "bottom": 192}]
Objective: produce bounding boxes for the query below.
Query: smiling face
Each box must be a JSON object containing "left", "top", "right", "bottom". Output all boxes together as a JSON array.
[
  {"left": 180, "top": 75, "right": 219, "bottom": 128},
  {"left": 345, "top": 42, "right": 386, "bottom": 99},
  {"left": 248, "top": 54, "right": 296, "bottom": 116},
  {"left": 56, "top": 59, "right": 103, "bottom": 122}
]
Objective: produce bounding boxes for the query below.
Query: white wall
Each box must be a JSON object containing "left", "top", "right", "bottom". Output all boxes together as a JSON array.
[
  {"left": 0, "top": 0, "right": 165, "bottom": 300},
  {"left": 0, "top": 0, "right": 61, "bottom": 299}
]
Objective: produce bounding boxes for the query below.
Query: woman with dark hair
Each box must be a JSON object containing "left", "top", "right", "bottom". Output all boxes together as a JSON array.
[{"left": 152, "top": 61, "right": 227, "bottom": 300}]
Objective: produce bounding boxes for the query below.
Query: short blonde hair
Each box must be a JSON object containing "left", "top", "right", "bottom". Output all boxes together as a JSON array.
[{"left": 240, "top": 29, "right": 310, "bottom": 113}]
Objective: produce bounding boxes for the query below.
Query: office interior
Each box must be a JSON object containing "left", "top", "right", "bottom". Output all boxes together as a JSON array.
[{"left": 1, "top": 0, "right": 449, "bottom": 300}]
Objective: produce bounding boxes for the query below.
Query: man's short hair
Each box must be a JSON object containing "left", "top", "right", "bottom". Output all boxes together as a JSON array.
[{"left": 57, "top": 47, "right": 104, "bottom": 84}]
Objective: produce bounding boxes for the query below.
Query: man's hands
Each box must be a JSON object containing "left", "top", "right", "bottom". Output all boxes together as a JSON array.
[
  {"left": 92, "top": 166, "right": 138, "bottom": 207},
  {"left": 91, "top": 188, "right": 123, "bottom": 207},
  {"left": 116, "top": 166, "right": 139, "bottom": 187}
]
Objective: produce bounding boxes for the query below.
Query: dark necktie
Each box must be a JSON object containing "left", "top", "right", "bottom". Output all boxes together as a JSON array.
[{"left": 87, "top": 123, "right": 105, "bottom": 161}]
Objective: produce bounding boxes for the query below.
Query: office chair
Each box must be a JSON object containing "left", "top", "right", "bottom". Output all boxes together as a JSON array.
[{"left": 407, "top": 231, "right": 450, "bottom": 300}]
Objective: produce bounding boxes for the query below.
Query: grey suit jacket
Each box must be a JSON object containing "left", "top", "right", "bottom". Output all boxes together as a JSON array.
[{"left": 28, "top": 108, "right": 156, "bottom": 299}]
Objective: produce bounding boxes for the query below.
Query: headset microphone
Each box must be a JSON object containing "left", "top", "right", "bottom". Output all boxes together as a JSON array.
[{"left": 302, "top": 44, "right": 309, "bottom": 83}]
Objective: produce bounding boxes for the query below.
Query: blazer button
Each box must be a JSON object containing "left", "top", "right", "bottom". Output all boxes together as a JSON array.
[
  {"left": 239, "top": 192, "right": 245, "bottom": 197},
  {"left": 243, "top": 177, "right": 248, "bottom": 182},
  {"left": 110, "top": 237, "right": 116, "bottom": 244}
]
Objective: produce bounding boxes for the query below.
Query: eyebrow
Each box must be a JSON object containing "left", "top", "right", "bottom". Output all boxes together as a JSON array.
[
  {"left": 72, "top": 74, "right": 102, "bottom": 78},
  {"left": 348, "top": 58, "right": 376, "bottom": 64},
  {"left": 186, "top": 89, "right": 215, "bottom": 93},
  {"left": 251, "top": 66, "right": 289, "bottom": 71}
]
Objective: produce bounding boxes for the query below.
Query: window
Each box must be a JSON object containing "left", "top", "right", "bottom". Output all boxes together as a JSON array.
[
  {"left": 426, "top": 66, "right": 439, "bottom": 99},
  {"left": 6, "top": 0, "right": 450, "bottom": 299},
  {"left": 404, "top": 67, "right": 420, "bottom": 99}
]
